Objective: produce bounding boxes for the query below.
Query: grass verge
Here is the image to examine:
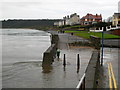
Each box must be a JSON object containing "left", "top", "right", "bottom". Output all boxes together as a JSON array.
[{"left": 65, "top": 30, "right": 120, "bottom": 39}]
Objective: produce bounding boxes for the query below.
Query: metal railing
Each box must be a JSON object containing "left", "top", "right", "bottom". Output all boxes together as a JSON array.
[{"left": 76, "top": 73, "right": 85, "bottom": 90}]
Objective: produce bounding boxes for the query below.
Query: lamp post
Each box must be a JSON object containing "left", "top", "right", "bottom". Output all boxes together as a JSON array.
[{"left": 101, "top": 26, "right": 105, "bottom": 66}]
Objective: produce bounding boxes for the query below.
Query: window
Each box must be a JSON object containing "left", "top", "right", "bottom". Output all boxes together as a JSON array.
[{"left": 118, "top": 21, "right": 120, "bottom": 24}]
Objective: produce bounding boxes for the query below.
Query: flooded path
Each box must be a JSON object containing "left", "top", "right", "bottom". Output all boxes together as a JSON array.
[{"left": 2, "top": 29, "right": 94, "bottom": 88}]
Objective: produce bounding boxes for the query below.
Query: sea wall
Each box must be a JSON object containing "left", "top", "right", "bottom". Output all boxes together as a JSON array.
[
  {"left": 42, "top": 34, "right": 59, "bottom": 66},
  {"left": 85, "top": 50, "right": 100, "bottom": 88}
]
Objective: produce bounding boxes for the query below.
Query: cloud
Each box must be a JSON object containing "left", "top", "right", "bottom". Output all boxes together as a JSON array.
[{"left": 0, "top": 0, "right": 119, "bottom": 20}]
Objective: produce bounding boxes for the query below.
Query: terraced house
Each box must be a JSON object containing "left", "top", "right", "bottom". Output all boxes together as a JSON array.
[{"left": 80, "top": 13, "right": 102, "bottom": 25}]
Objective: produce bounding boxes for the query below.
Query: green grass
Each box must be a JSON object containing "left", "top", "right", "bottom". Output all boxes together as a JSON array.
[
  {"left": 59, "top": 25, "right": 85, "bottom": 29},
  {"left": 70, "top": 25, "right": 85, "bottom": 28},
  {"left": 65, "top": 30, "right": 120, "bottom": 39},
  {"left": 65, "top": 30, "right": 81, "bottom": 33}
]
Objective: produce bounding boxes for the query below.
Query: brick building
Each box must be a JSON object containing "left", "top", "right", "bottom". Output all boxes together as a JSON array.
[{"left": 80, "top": 13, "right": 102, "bottom": 25}]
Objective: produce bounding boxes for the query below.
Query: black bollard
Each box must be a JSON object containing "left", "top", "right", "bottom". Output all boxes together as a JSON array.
[
  {"left": 63, "top": 54, "right": 66, "bottom": 66},
  {"left": 77, "top": 54, "right": 80, "bottom": 72}
]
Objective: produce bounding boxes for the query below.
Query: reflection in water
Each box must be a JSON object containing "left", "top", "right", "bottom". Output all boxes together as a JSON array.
[
  {"left": 42, "top": 65, "right": 53, "bottom": 73},
  {"left": 63, "top": 67, "right": 66, "bottom": 79},
  {"left": 63, "top": 66, "right": 66, "bottom": 71},
  {"left": 77, "top": 66, "right": 80, "bottom": 73}
]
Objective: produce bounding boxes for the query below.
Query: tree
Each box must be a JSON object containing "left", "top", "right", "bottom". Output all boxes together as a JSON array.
[{"left": 106, "top": 16, "right": 112, "bottom": 23}]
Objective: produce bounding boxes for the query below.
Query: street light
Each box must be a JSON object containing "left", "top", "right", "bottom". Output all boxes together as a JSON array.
[{"left": 101, "top": 26, "right": 105, "bottom": 66}]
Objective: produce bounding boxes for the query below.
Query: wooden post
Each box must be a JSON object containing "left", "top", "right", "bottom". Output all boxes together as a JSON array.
[{"left": 63, "top": 54, "right": 66, "bottom": 66}]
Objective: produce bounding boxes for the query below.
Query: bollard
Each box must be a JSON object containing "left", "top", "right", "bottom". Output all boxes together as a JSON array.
[
  {"left": 77, "top": 54, "right": 80, "bottom": 73},
  {"left": 63, "top": 54, "right": 66, "bottom": 66},
  {"left": 77, "top": 54, "right": 80, "bottom": 68}
]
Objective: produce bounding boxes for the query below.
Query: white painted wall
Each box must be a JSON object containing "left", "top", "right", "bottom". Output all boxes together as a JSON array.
[{"left": 69, "top": 15, "right": 80, "bottom": 25}]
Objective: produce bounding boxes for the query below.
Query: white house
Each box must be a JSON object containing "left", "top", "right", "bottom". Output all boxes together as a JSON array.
[
  {"left": 64, "top": 15, "right": 70, "bottom": 25},
  {"left": 68, "top": 13, "right": 80, "bottom": 25},
  {"left": 54, "top": 22, "right": 59, "bottom": 26},
  {"left": 54, "top": 13, "right": 80, "bottom": 26},
  {"left": 54, "top": 20, "right": 64, "bottom": 26},
  {"left": 58, "top": 20, "right": 64, "bottom": 26}
]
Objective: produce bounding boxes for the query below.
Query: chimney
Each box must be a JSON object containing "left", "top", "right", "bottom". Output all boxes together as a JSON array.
[
  {"left": 67, "top": 15, "right": 69, "bottom": 19},
  {"left": 74, "top": 13, "right": 77, "bottom": 15}
]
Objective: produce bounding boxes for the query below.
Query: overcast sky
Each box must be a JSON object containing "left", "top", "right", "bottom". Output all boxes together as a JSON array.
[{"left": 0, "top": 0, "right": 119, "bottom": 20}]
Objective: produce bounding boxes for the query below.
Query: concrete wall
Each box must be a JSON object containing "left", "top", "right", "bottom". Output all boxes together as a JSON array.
[
  {"left": 42, "top": 34, "right": 59, "bottom": 66},
  {"left": 89, "top": 35, "right": 100, "bottom": 50},
  {"left": 51, "top": 34, "right": 59, "bottom": 46},
  {"left": 42, "top": 44, "right": 57, "bottom": 66},
  {"left": 85, "top": 50, "right": 100, "bottom": 88}
]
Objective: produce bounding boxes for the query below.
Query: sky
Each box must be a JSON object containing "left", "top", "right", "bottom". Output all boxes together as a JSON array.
[{"left": 0, "top": 0, "right": 119, "bottom": 20}]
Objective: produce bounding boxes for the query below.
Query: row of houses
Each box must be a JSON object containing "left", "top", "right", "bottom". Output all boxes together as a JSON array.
[
  {"left": 54, "top": 1, "right": 120, "bottom": 27},
  {"left": 54, "top": 13, "right": 102, "bottom": 26}
]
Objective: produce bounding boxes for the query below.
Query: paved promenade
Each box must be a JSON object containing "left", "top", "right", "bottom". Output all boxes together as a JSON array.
[
  {"left": 49, "top": 31, "right": 119, "bottom": 88},
  {"left": 52, "top": 33, "right": 94, "bottom": 88},
  {"left": 58, "top": 33, "right": 120, "bottom": 89}
]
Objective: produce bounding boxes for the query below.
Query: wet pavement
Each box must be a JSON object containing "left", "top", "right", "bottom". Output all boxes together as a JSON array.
[
  {"left": 50, "top": 31, "right": 120, "bottom": 89},
  {"left": 98, "top": 47, "right": 119, "bottom": 88},
  {"left": 103, "top": 39, "right": 120, "bottom": 48},
  {"left": 2, "top": 29, "right": 119, "bottom": 88},
  {"left": 43, "top": 47, "right": 94, "bottom": 88},
  {"left": 56, "top": 33, "right": 94, "bottom": 88},
  {"left": 58, "top": 33, "right": 89, "bottom": 49}
]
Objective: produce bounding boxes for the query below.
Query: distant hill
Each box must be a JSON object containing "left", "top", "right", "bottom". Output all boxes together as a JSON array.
[{"left": 1, "top": 19, "right": 61, "bottom": 29}]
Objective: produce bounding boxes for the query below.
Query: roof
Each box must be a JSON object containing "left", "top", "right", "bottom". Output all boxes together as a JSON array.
[
  {"left": 113, "top": 13, "right": 120, "bottom": 18},
  {"left": 81, "top": 13, "right": 102, "bottom": 20}
]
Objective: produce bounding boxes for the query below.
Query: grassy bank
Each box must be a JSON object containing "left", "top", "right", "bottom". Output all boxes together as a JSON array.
[{"left": 65, "top": 30, "right": 120, "bottom": 39}]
